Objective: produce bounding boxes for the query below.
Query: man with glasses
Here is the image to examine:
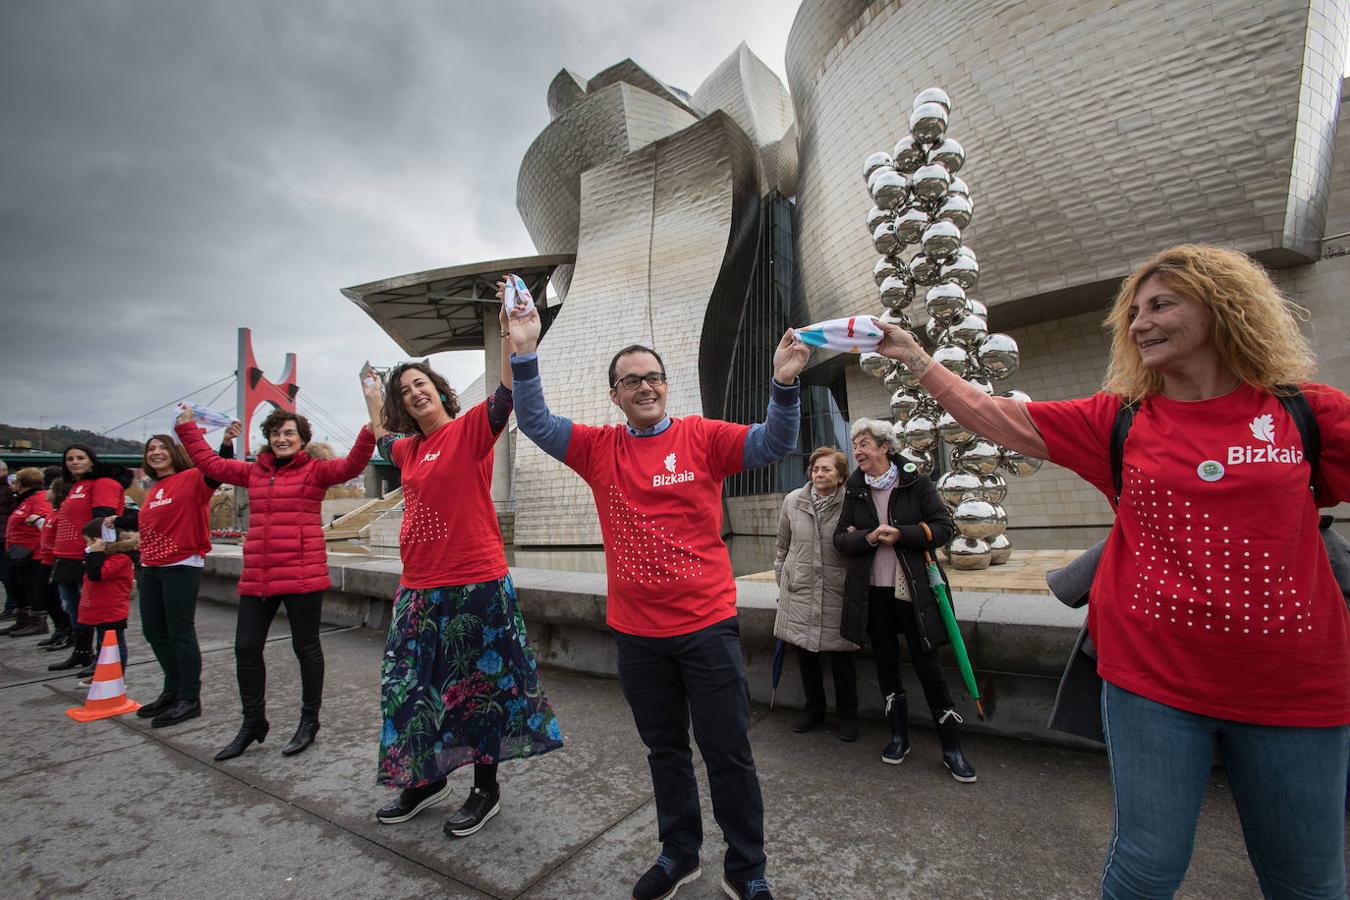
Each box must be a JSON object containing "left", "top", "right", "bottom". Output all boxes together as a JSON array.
[{"left": 503, "top": 283, "right": 808, "bottom": 900}]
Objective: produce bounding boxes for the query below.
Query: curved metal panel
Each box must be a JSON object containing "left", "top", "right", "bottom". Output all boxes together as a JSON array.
[
  {"left": 513, "top": 113, "right": 762, "bottom": 546},
  {"left": 786, "top": 0, "right": 1345, "bottom": 332},
  {"left": 692, "top": 43, "right": 796, "bottom": 193}
]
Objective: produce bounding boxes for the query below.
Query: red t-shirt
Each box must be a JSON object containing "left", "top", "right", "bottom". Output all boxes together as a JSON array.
[
  {"left": 1028, "top": 382, "right": 1350, "bottom": 727},
  {"left": 138, "top": 469, "right": 214, "bottom": 566},
  {"left": 78, "top": 552, "right": 134, "bottom": 625},
  {"left": 38, "top": 508, "right": 58, "bottom": 565},
  {"left": 565, "top": 416, "right": 749, "bottom": 638},
  {"left": 6, "top": 491, "right": 52, "bottom": 549},
  {"left": 54, "top": 477, "right": 125, "bottom": 560},
  {"left": 391, "top": 400, "right": 509, "bottom": 589}
]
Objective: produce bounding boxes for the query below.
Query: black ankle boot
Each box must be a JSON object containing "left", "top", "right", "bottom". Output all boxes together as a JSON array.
[
  {"left": 281, "top": 713, "right": 320, "bottom": 757},
  {"left": 791, "top": 709, "right": 824, "bottom": 733},
  {"left": 881, "top": 691, "right": 910, "bottom": 765},
  {"left": 934, "top": 707, "right": 976, "bottom": 783},
  {"left": 47, "top": 648, "right": 94, "bottom": 671},
  {"left": 214, "top": 718, "right": 270, "bottom": 761},
  {"left": 44, "top": 631, "right": 72, "bottom": 651}
]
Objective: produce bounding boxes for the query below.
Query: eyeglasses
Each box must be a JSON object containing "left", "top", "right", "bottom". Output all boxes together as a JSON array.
[{"left": 612, "top": 372, "right": 668, "bottom": 391}]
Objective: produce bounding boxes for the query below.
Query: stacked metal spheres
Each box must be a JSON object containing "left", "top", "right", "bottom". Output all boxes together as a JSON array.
[{"left": 860, "top": 88, "right": 1042, "bottom": 570}]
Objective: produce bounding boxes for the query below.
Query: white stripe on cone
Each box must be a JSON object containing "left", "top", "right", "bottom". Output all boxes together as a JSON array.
[
  {"left": 97, "top": 641, "right": 121, "bottom": 665},
  {"left": 87, "top": 677, "right": 126, "bottom": 702}
]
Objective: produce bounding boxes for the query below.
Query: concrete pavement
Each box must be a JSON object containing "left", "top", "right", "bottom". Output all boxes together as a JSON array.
[{"left": 0, "top": 600, "right": 1284, "bottom": 898}]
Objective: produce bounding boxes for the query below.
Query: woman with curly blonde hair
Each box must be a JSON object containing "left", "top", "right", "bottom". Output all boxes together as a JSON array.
[{"left": 874, "top": 243, "right": 1350, "bottom": 898}]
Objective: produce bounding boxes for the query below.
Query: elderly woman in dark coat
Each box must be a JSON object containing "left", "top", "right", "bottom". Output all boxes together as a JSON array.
[
  {"left": 834, "top": 418, "right": 975, "bottom": 783},
  {"left": 774, "top": 447, "right": 858, "bottom": 741}
]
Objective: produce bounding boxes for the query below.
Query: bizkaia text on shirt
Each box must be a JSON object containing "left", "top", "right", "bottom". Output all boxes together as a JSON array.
[
  {"left": 146, "top": 487, "right": 173, "bottom": 511},
  {"left": 1225, "top": 414, "right": 1304, "bottom": 466},
  {"left": 422, "top": 450, "right": 441, "bottom": 463},
  {"left": 652, "top": 452, "right": 696, "bottom": 488}
]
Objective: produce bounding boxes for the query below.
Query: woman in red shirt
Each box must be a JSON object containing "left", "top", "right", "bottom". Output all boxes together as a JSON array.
[
  {"left": 176, "top": 407, "right": 374, "bottom": 762},
  {"left": 363, "top": 350, "right": 560, "bottom": 840},
  {"left": 3, "top": 468, "right": 52, "bottom": 638},
  {"left": 876, "top": 244, "right": 1350, "bottom": 897},
  {"left": 34, "top": 477, "right": 70, "bottom": 649},
  {"left": 46, "top": 445, "right": 131, "bottom": 672},
  {"left": 114, "top": 427, "right": 239, "bottom": 728}
]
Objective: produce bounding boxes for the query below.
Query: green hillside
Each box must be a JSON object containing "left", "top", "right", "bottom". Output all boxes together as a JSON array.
[{"left": 0, "top": 423, "right": 144, "bottom": 454}]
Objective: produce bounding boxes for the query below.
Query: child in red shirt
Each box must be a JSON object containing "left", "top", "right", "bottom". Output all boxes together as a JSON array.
[{"left": 77, "top": 519, "right": 136, "bottom": 683}]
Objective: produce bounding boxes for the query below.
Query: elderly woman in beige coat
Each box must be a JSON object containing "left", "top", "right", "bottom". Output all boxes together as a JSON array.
[{"left": 774, "top": 446, "right": 859, "bottom": 741}]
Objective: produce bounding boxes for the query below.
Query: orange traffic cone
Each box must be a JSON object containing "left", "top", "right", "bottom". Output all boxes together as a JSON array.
[{"left": 66, "top": 631, "right": 140, "bottom": 722}]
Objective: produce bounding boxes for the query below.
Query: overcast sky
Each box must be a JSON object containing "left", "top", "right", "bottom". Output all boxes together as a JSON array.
[{"left": 0, "top": 0, "right": 798, "bottom": 449}]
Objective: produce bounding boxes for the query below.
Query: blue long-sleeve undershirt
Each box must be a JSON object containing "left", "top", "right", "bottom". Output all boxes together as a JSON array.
[{"left": 510, "top": 353, "right": 800, "bottom": 470}]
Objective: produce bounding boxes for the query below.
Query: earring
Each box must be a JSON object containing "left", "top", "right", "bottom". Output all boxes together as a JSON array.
[{"left": 439, "top": 393, "right": 447, "bottom": 402}]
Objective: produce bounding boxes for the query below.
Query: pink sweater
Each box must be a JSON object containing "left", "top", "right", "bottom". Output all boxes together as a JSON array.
[{"left": 918, "top": 363, "right": 1049, "bottom": 458}]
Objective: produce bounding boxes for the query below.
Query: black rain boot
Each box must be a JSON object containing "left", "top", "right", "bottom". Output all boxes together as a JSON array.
[
  {"left": 881, "top": 691, "right": 911, "bottom": 765},
  {"left": 935, "top": 707, "right": 977, "bottom": 783},
  {"left": 215, "top": 716, "right": 270, "bottom": 761},
  {"left": 281, "top": 712, "right": 320, "bottom": 757}
]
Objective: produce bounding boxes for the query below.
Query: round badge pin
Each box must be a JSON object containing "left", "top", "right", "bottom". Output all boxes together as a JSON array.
[
  {"left": 903, "top": 462, "right": 917, "bottom": 473},
  {"left": 1196, "top": 460, "right": 1224, "bottom": 482}
]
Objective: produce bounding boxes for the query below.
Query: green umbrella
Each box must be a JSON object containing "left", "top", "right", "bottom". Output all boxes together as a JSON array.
[{"left": 921, "top": 524, "right": 985, "bottom": 720}]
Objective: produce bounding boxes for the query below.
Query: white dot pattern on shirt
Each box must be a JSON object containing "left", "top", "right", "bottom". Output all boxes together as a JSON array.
[
  {"left": 399, "top": 483, "right": 451, "bottom": 545},
  {"left": 603, "top": 484, "right": 704, "bottom": 585},
  {"left": 140, "top": 530, "right": 184, "bottom": 562},
  {"left": 1124, "top": 469, "right": 1307, "bottom": 636}
]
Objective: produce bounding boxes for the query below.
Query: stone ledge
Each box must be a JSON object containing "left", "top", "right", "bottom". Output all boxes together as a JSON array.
[{"left": 200, "top": 546, "right": 1091, "bottom": 747}]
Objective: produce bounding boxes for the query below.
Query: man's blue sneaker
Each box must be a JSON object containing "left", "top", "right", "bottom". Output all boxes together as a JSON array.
[
  {"left": 722, "top": 875, "right": 774, "bottom": 899},
  {"left": 632, "top": 854, "right": 701, "bottom": 900}
]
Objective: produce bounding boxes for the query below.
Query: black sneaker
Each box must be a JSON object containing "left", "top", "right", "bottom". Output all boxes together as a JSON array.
[
  {"left": 632, "top": 854, "right": 701, "bottom": 899},
  {"left": 442, "top": 786, "right": 500, "bottom": 838},
  {"left": 721, "top": 875, "right": 774, "bottom": 899},
  {"left": 376, "top": 778, "right": 451, "bottom": 824}
]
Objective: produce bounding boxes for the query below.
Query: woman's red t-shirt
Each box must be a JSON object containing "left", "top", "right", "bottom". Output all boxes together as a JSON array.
[
  {"left": 391, "top": 401, "right": 509, "bottom": 590},
  {"left": 54, "top": 477, "right": 125, "bottom": 560},
  {"left": 138, "top": 469, "right": 214, "bottom": 566},
  {"left": 1028, "top": 382, "right": 1350, "bottom": 727}
]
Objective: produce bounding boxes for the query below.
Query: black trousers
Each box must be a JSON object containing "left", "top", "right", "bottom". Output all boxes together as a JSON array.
[
  {"left": 139, "top": 566, "right": 203, "bottom": 702},
  {"left": 796, "top": 646, "right": 858, "bottom": 718},
  {"left": 38, "top": 565, "right": 67, "bottom": 630},
  {"left": 613, "top": 617, "right": 766, "bottom": 882},
  {"left": 866, "top": 586, "right": 953, "bottom": 715},
  {"left": 3, "top": 555, "right": 40, "bottom": 611},
  {"left": 235, "top": 592, "right": 324, "bottom": 720}
]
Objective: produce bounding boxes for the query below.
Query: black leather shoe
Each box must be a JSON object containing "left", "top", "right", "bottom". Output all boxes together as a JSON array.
[
  {"left": 35, "top": 629, "right": 62, "bottom": 648},
  {"left": 281, "top": 715, "right": 320, "bottom": 756},
  {"left": 214, "top": 719, "right": 269, "bottom": 761},
  {"left": 721, "top": 875, "right": 775, "bottom": 899},
  {"left": 442, "top": 787, "right": 500, "bottom": 838},
  {"left": 44, "top": 632, "right": 72, "bottom": 651},
  {"left": 376, "top": 777, "right": 451, "bottom": 824},
  {"left": 152, "top": 700, "right": 201, "bottom": 728},
  {"left": 75, "top": 661, "right": 97, "bottom": 679},
  {"left": 47, "top": 649, "right": 94, "bottom": 672},
  {"left": 791, "top": 710, "right": 824, "bottom": 733},
  {"left": 838, "top": 717, "right": 859, "bottom": 743},
  {"left": 136, "top": 692, "right": 177, "bottom": 719},
  {"left": 632, "top": 854, "right": 701, "bottom": 900}
]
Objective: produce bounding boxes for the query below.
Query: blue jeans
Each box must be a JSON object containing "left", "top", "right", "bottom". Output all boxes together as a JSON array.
[{"left": 1101, "top": 681, "right": 1348, "bottom": 899}]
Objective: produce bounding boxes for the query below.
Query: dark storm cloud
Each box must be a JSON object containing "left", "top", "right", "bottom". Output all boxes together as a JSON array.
[{"left": 0, "top": 0, "right": 793, "bottom": 446}]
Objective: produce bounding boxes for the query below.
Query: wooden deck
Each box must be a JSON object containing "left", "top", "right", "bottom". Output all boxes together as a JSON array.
[{"left": 739, "top": 547, "right": 1086, "bottom": 595}]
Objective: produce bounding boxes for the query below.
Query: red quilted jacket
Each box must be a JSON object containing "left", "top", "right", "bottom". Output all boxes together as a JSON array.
[{"left": 175, "top": 422, "right": 375, "bottom": 597}]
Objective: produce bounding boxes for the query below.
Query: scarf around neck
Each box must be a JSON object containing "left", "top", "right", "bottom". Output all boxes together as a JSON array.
[{"left": 864, "top": 461, "right": 899, "bottom": 491}]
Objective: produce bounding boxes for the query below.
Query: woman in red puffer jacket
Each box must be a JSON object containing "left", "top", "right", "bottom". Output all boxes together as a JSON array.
[{"left": 175, "top": 406, "right": 374, "bottom": 763}]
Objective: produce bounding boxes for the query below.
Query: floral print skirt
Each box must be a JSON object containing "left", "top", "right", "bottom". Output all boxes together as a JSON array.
[{"left": 376, "top": 574, "right": 562, "bottom": 788}]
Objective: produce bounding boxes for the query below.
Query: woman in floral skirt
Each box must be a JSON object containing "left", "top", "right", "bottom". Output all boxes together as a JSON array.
[{"left": 364, "top": 333, "right": 561, "bottom": 839}]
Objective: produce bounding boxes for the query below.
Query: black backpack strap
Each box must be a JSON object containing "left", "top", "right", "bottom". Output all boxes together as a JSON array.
[
  {"left": 1110, "top": 401, "right": 1136, "bottom": 506},
  {"left": 1275, "top": 386, "right": 1320, "bottom": 497}
]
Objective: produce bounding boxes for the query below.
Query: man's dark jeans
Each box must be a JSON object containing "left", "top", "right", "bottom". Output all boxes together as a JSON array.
[{"left": 613, "top": 616, "right": 766, "bottom": 881}]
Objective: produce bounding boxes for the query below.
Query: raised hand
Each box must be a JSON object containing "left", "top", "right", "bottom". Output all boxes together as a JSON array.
[
  {"left": 223, "top": 420, "right": 242, "bottom": 442},
  {"left": 175, "top": 404, "right": 193, "bottom": 426},
  {"left": 876, "top": 321, "right": 931, "bottom": 372},
  {"left": 771, "top": 328, "right": 811, "bottom": 384}
]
